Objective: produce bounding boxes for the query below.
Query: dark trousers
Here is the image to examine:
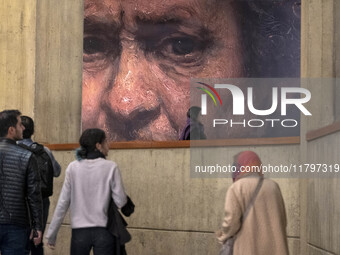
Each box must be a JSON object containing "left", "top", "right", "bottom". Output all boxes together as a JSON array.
[
  {"left": 71, "top": 227, "right": 116, "bottom": 255},
  {"left": 27, "top": 198, "right": 50, "bottom": 255},
  {"left": 0, "top": 224, "right": 30, "bottom": 255}
]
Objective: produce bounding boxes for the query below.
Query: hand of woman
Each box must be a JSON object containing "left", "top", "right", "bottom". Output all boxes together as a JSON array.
[
  {"left": 215, "top": 229, "right": 223, "bottom": 238},
  {"left": 47, "top": 243, "right": 56, "bottom": 250},
  {"left": 215, "top": 229, "right": 227, "bottom": 244}
]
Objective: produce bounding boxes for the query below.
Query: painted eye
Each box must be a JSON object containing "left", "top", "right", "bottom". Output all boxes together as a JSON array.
[
  {"left": 136, "top": 30, "right": 210, "bottom": 66},
  {"left": 83, "top": 37, "right": 108, "bottom": 55},
  {"left": 170, "top": 38, "right": 195, "bottom": 55},
  {"left": 156, "top": 36, "right": 206, "bottom": 65}
]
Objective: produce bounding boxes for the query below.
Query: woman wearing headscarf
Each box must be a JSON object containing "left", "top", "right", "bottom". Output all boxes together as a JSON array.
[
  {"left": 216, "top": 151, "right": 289, "bottom": 255},
  {"left": 45, "top": 128, "right": 129, "bottom": 254}
]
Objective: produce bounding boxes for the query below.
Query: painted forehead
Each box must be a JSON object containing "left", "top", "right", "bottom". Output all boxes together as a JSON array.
[
  {"left": 84, "top": 0, "right": 121, "bottom": 25},
  {"left": 84, "top": 0, "right": 227, "bottom": 23}
]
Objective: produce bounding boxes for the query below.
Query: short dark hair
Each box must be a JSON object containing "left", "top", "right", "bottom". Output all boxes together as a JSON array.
[
  {"left": 0, "top": 110, "right": 21, "bottom": 137},
  {"left": 77, "top": 128, "right": 106, "bottom": 159},
  {"left": 21, "top": 116, "right": 35, "bottom": 139}
]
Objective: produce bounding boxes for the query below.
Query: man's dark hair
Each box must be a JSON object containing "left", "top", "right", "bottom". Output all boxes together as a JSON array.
[
  {"left": 0, "top": 110, "right": 21, "bottom": 137},
  {"left": 77, "top": 128, "right": 106, "bottom": 159},
  {"left": 21, "top": 116, "right": 35, "bottom": 139}
]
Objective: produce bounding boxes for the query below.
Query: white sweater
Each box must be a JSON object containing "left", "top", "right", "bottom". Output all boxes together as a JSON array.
[{"left": 46, "top": 158, "right": 127, "bottom": 244}]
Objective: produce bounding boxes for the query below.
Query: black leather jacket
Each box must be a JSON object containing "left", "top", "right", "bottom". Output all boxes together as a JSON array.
[{"left": 0, "top": 138, "right": 42, "bottom": 230}]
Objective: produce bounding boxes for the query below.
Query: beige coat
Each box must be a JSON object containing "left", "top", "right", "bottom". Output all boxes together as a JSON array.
[{"left": 218, "top": 175, "right": 289, "bottom": 255}]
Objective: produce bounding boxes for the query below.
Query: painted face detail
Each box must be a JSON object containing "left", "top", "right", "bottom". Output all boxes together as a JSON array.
[{"left": 82, "top": 0, "right": 243, "bottom": 141}]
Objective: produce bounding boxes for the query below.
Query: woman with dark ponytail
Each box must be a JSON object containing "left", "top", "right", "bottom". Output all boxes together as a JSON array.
[
  {"left": 45, "top": 128, "right": 129, "bottom": 254},
  {"left": 75, "top": 128, "right": 107, "bottom": 160}
]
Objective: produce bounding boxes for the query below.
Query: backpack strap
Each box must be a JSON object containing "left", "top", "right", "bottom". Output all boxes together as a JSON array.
[
  {"left": 17, "top": 143, "right": 32, "bottom": 151},
  {"left": 18, "top": 142, "right": 42, "bottom": 151},
  {"left": 17, "top": 143, "right": 31, "bottom": 151}
]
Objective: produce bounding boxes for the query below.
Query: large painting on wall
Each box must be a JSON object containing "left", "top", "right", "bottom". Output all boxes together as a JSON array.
[{"left": 81, "top": 0, "right": 301, "bottom": 141}]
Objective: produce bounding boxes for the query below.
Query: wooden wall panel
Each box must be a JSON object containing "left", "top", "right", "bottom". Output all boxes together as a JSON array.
[
  {"left": 321, "top": 0, "right": 335, "bottom": 78},
  {"left": 335, "top": 1, "right": 340, "bottom": 120},
  {"left": 302, "top": 0, "right": 334, "bottom": 132},
  {"left": 34, "top": 0, "right": 83, "bottom": 143},
  {"left": 300, "top": 0, "right": 337, "bottom": 254},
  {"left": 307, "top": 133, "right": 340, "bottom": 254},
  {"left": 0, "top": 0, "right": 36, "bottom": 115}
]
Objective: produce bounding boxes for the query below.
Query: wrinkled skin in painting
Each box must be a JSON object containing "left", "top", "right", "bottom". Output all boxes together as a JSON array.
[{"left": 82, "top": 0, "right": 243, "bottom": 141}]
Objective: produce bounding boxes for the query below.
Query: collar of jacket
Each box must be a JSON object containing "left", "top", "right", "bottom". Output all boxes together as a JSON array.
[
  {"left": 17, "top": 138, "right": 33, "bottom": 147},
  {"left": 0, "top": 137, "right": 16, "bottom": 145},
  {"left": 86, "top": 150, "right": 106, "bottom": 160}
]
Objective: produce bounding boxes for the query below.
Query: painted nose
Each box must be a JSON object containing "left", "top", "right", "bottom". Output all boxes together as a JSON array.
[{"left": 105, "top": 46, "right": 161, "bottom": 138}]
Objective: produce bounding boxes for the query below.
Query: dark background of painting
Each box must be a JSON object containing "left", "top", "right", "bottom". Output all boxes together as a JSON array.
[{"left": 237, "top": 0, "right": 301, "bottom": 78}]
